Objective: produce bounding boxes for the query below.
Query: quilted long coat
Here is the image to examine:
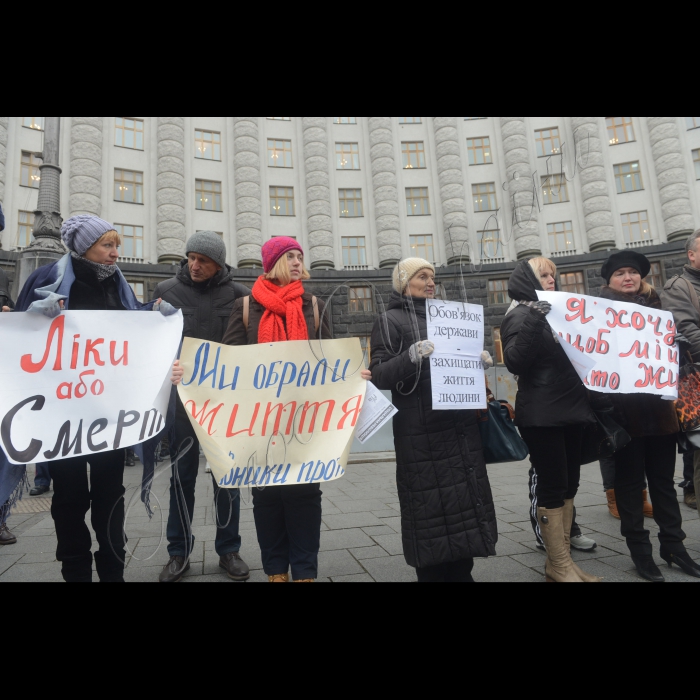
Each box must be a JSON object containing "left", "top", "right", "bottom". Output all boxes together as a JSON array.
[{"left": 369, "top": 292, "right": 498, "bottom": 569}]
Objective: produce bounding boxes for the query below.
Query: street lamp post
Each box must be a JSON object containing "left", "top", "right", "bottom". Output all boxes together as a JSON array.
[{"left": 15, "top": 116, "right": 67, "bottom": 295}]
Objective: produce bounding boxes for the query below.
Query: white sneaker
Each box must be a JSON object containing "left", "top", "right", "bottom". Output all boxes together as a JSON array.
[
  {"left": 570, "top": 534, "right": 597, "bottom": 552},
  {"left": 205, "top": 463, "right": 212, "bottom": 474}
]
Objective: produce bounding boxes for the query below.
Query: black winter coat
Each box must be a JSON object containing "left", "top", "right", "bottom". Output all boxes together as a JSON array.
[
  {"left": 369, "top": 292, "right": 498, "bottom": 569},
  {"left": 153, "top": 262, "right": 250, "bottom": 343},
  {"left": 598, "top": 286, "right": 679, "bottom": 437},
  {"left": 70, "top": 258, "right": 126, "bottom": 311},
  {"left": 500, "top": 261, "right": 595, "bottom": 428}
]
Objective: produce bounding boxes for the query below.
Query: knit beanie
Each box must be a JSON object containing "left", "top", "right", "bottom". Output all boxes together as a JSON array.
[
  {"left": 601, "top": 250, "right": 651, "bottom": 284},
  {"left": 392, "top": 258, "right": 436, "bottom": 294},
  {"left": 262, "top": 236, "right": 304, "bottom": 274},
  {"left": 186, "top": 231, "right": 227, "bottom": 269},
  {"left": 61, "top": 215, "right": 116, "bottom": 255}
]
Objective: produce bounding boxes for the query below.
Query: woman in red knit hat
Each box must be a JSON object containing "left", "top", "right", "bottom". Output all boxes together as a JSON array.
[{"left": 218, "top": 238, "right": 370, "bottom": 581}]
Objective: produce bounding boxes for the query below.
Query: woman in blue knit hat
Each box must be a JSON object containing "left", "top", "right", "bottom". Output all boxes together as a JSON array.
[{"left": 5, "top": 215, "right": 174, "bottom": 582}]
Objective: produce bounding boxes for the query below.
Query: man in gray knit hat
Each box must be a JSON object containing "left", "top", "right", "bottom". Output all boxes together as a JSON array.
[{"left": 154, "top": 232, "right": 251, "bottom": 583}]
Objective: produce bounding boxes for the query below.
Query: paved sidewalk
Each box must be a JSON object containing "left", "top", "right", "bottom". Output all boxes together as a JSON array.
[{"left": 2, "top": 454, "right": 699, "bottom": 583}]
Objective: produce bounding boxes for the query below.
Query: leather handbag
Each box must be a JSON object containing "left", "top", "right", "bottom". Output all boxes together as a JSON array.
[
  {"left": 477, "top": 386, "right": 529, "bottom": 465},
  {"left": 580, "top": 410, "right": 631, "bottom": 465}
]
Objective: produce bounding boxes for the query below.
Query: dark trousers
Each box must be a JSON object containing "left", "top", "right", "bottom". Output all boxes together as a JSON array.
[
  {"left": 683, "top": 451, "right": 696, "bottom": 491},
  {"left": 35, "top": 463, "right": 52, "bottom": 489},
  {"left": 528, "top": 467, "right": 582, "bottom": 545},
  {"left": 614, "top": 434, "right": 687, "bottom": 558},
  {"left": 167, "top": 401, "right": 241, "bottom": 558},
  {"left": 416, "top": 559, "right": 475, "bottom": 583},
  {"left": 520, "top": 425, "right": 585, "bottom": 510},
  {"left": 253, "top": 484, "right": 322, "bottom": 580},
  {"left": 49, "top": 450, "right": 126, "bottom": 583}
]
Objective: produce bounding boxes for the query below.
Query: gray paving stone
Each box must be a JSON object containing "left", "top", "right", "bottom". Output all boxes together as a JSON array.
[
  {"left": 335, "top": 500, "right": 394, "bottom": 514},
  {"left": 496, "top": 520, "right": 525, "bottom": 534},
  {"left": 350, "top": 546, "right": 393, "bottom": 561},
  {"left": 493, "top": 537, "right": 532, "bottom": 557},
  {"left": 331, "top": 574, "right": 375, "bottom": 583},
  {"left": 371, "top": 534, "right": 404, "bottom": 556},
  {"left": 362, "top": 556, "right": 417, "bottom": 583},
  {"left": 472, "top": 557, "right": 544, "bottom": 583},
  {"left": 318, "top": 550, "right": 366, "bottom": 578},
  {"left": 0, "top": 555, "right": 24, "bottom": 575},
  {"left": 322, "top": 513, "right": 384, "bottom": 530},
  {"left": 361, "top": 526, "right": 396, "bottom": 538},
  {"left": 0, "top": 562, "right": 64, "bottom": 583},
  {"left": 320, "top": 529, "right": 374, "bottom": 551}
]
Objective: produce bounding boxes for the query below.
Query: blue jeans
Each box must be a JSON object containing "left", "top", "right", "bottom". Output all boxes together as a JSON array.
[
  {"left": 166, "top": 400, "right": 241, "bottom": 558},
  {"left": 35, "top": 463, "right": 52, "bottom": 489}
]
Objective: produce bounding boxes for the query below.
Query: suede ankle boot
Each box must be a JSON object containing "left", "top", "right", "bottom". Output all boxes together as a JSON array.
[
  {"left": 642, "top": 490, "right": 654, "bottom": 519},
  {"left": 606, "top": 490, "right": 620, "bottom": 519}
]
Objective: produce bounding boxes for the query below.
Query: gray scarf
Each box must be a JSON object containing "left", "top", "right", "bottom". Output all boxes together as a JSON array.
[{"left": 71, "top": 252, "right": 118, "bottom": 282}]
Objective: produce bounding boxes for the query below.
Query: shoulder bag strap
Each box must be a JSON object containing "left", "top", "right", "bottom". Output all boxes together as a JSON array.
[
  {"left": 682, "top": 278, "right": 700, "bottom": 316},
  {"left": 243, "top": 296, "right": 250, "bottom": 331},
  {"left": 312, "top": 296, "right": 320, "bottom": 334}
]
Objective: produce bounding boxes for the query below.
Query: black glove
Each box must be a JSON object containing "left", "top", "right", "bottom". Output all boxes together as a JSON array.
[{"left": 532, "top": 301, "right": 552, "bottom": 317}]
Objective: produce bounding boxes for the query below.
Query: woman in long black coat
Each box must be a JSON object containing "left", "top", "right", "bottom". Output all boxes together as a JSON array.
[
  {"left": 598, "top": 250, "right": 700, "bottom": 582},
  {"left": 369, "top": 258, "right": 498, "bottom": 583}
]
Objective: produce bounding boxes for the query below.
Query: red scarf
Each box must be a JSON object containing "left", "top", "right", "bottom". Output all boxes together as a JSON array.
[{"left": 252, "top": 277, "right": 308, "bottom": 344}]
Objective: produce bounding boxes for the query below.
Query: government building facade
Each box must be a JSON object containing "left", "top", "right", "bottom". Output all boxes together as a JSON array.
[{"left": 1, "top": 116, "right": 699, "bottom": 365}]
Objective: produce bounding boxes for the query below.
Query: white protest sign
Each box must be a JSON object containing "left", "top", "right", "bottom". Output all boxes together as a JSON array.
[
  {"left": 537, "top": 291, "right": 679, "bottom": 399},
  {"left": 427, "top": 299, "right": 487, "bottom": 410},
  {"left": 0, "top": 311, "right": 183, "bottom": 465},
  {"left": 356, "top": 382, "right": 398, "bottom": 445}
]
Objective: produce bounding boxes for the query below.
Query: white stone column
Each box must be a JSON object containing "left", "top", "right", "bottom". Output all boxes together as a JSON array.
[
  {"left": 69, "top": 117, "right": 104, "bottom": 216},
  {"left": 233, "top": 117, "right": 262, "bottom": 267},
  {"left": 302, "top": 117, "right": 335, "bottom": 269},
  {"left": 570, "top": 117, "right": 616, "bottom": 252},
  {"left": 433, "top": 117, "right": 470, "bottom": 264},
  {"left": 157, "top": 117, "right": 187, "bottom": 264},
  {"left": 647, "top": 117, "right": 696, "bottom": 241},
  {"left": 500, "top": 117, "right": 541, "bottom": 259},
  {"left": 368, "top": 117, "right": 402, "bottom": 267}
]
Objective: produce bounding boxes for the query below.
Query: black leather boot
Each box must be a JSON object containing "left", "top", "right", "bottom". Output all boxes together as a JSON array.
[
  {"left": 631, "top": 556, "right": 665, "bottom": 583},
  {"left": 159, "top": 557, "right": 190, "bottom": 583},
  {"left": 220, "top": 553, "right": 250, "bottom": 581},
  {"left": 660, "top": 548, "right": 700, "bottom": 579}
]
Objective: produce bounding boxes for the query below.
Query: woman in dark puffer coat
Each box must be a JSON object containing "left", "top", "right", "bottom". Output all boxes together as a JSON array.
[
  {"left": 369, "top": 258, "right": 497, "bottom": 583},
  {"left": 500, "top": 258, "right": 600, "bottom": 583},
  {"left": 598, "top": 250, "right": 700, "bottom": 582}
]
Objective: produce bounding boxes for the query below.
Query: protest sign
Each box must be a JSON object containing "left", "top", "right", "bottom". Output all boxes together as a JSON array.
[
  {"left": 356, "top": 383, "right": 398, "bottom": 445},
  {"left": 0, "top": 311, "right": 183, "bottom": 465},
  {"left": 537, "top": 291, "right": 679, "bottom": 399},
  {"left": 426, "top": 299, "right": 487, "bottom": 410},
  {"left": 177, "top": 337, "right": 367, "bottom": 489}
]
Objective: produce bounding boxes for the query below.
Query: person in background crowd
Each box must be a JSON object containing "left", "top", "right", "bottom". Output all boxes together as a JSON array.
[
  {"left": 601, "top": 457, "right": 654, "bottom": 520},
  {"left": 680, "top": 451, "right": 697, "bottom": 511},
  {"left": 156, "top": 232, "right": 252, "bottom": 584},
  {"left": 11, "top": 215, "right": 175, "bottom": 582},
  {"left": 199, "top": 236, "right": 373, "bottom": 582},
  {"left": 30, "top": 465, "right": 52, "bottom": 497},
  {"left": 125, "top": 449, "right": 137, "bottom": 468},
  {"left": 368, "top": 258, "right": 498, "bottom": 583},
  {"left": 0, "top": 253, "right": 19, "bottom": 548},
  {"left": 501, "top": 258, "right": 600, "bottom": 583},
  {"left": 665, "top": 229, "right": 700, "bottom": 520},
  {"left": 600, "top": 250, "right": 700, "bottom": 581}
]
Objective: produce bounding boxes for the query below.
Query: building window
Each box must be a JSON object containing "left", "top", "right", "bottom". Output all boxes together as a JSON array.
[
  {"left": 21, "top": 151, "right": 42, "bottom": 188},
  {"left": 409, "top": 234, "right": 434, "bottom": 261},
  {"left": 488, "top": 279, "right": 510, "bottom": 305},
  {"left": 115, "top": 117, "right": 144, "bottom": 150},
  {"left": 560, "top": 272, "right": 586, "bottom": 294},
  {"left": 646, "top": 262, "right": 664, "bottom": 290},
  {"left": 195, "top": 130, "right": 222, "bottom": 161},
  {"left": 349, "top": 286, "right": 373, "bottom": 313},
  {"left": 196, "top": 180, "right": 223, "bottom": 211},
  {"left": 493, "top": 328, "right": 504, "bottom": 365},
  {"left": 16, "top": 210, "right": 35, "bottom": 249},
  {"left": 114, "top": 169, "right": 144, "bottom": 204},
  {"left": 342, "top": 237, "right": 367, "bottom": 267}
]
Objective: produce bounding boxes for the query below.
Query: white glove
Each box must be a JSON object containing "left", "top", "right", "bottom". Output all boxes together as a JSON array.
[
  {"left": 481, "top": 351, "right": 494, "bottom": 369},
  {"left": 409, "top": 341, "right": 435, "bottom": 365}
]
